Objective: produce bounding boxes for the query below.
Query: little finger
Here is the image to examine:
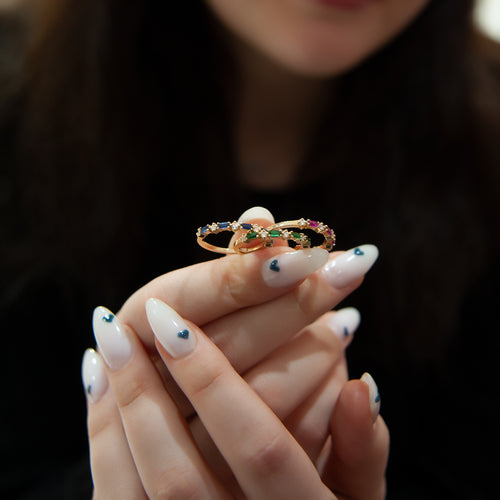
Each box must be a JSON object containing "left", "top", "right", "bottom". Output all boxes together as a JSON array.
[{"left": 81, "top": 349, "right": 146, "bottom": 500}]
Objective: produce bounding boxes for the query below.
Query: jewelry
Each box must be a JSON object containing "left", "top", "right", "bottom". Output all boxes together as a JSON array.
[
  {"left": 197, "top": 218, "right": 336, "bottom": 254},
  {"left": 233, "top": 226, "right": 311, "bottom": 252},
  {"left": 266, "top": 218, "right": 336, "bottom": 251},
  {"left": 196, "top": 221, "right": 269, "bottom": 254}
]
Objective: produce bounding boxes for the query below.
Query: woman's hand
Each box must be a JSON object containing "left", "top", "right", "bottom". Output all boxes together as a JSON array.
[
  {"left": 83, "top": 299, "right": 389, "bottom": 499},
  {"left": 111, "top": 207, "right": 379, "bottom": 418}
]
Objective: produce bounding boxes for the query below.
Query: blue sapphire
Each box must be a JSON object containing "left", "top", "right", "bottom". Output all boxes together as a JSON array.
[
  {"left": 201, "top": 225, "right": 209, "bottom": 234},
  {"left": 241, "top": 223, "right": 252, "bottom": 230},
  {"left": 218, "top": 222, "right": 229, "bottom": 229}
]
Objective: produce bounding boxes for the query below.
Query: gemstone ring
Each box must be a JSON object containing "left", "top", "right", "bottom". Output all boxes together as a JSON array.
[
  {"left": 196, "top": 218, "right": 336, "bottom": 254},
  {"left": 196, "top": 221, "right": 270, "bottom": 254},
  {"left": 265, "top": 218, "right": 336, "bottom": 251}
]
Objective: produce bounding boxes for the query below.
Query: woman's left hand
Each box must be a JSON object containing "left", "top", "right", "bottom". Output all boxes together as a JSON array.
[{"left": 84, "top": 299, "right": 389, "bottom": 499}]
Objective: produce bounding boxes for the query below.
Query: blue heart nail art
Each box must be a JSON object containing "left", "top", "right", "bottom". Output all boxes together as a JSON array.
[
  {"left": 354, "top": 248, "right": 365, "bottom": 256},
  {"left": 103, "top": 314, "right": 115, "bottom": 323},
  {"left": 270, "top": 259, "right": 280, "bottom": 272},
  {"left": 177, "top": 329, "right": 190, "bottom": 340},
  {"left": 375, "top": 393, "right": 381, "bottom": 403}
]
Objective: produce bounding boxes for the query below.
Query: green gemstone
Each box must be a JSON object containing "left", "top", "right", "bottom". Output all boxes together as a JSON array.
[
  {"left": 292, "top": 232, "right": 302, "bottom": 239},
  {"left": 246, "top": 231, "right": 258, "bottom": 241},
  {"left": 269, "top": 230, "right": 281, "bottom": 237}
]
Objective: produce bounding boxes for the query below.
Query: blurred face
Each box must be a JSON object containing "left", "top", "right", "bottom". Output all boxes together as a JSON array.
[{"left": 205, "top": 0, "right": 431, "bottom": 77}]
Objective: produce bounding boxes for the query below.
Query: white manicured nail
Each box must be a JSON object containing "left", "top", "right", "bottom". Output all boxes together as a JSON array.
[
  {"left": 361, "top": 372, "right": 381, "bottom": 422},
  {"left": 145, "top": 298, "right": 196, "bottom": 358},
  {"left": 328, "top": 307, "right": 361, "bottom": 341},
  {"left": 92, "top": 306, "right": 132, "bottom": 370},
  {"left": 262, "top": 248, "right": 329, "bottom": 288},
  {"left": 238, "top": 206, "right": 275, "bottom": 224},
  {"left": 322, "top": 245, "right": 379, "bottom": 289},
  {"left": 81, "top": 348, "right": 108, "bottom": 404}
]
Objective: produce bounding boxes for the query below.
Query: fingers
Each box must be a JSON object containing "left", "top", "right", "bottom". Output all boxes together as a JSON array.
[
  {"left": 322, "top": 375, "right": 390, "bottom": 500},
  {"left": 188, "top": 309, "right": 358, "bottom": 491},
  {"left": 119, "top": 246, "right": 329, "bottom": 345},
  {"left": 203, "top": 246, "right": 377, "bottom": 374},
  {"left": 82, "top": 349, "right": 147, "bottom": 500},
  {"left": 244, "top": 309, "right": 357, "bottom": 419},
  {"left": 284, "top": 358, "right": 348, "bottom": 463},
  {"left": 89, "top": 311, "right": 229, "bottom": 499},
  {"left": 146, "top": 298, "right": 334, "bottom": 500}
]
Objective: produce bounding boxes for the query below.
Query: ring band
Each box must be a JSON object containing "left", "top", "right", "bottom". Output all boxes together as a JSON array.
[
  {"left": 196, "top": 221, "right": 268, "bottom": 254},
  {"left": 197, "top": 218, "right": 336, "bottom": 254},
  {"left": 266, "top": 218, "right": 336, "bottom": 251},
  {"left": 233, "top": 226, "right": 311, "bottom": 252}
]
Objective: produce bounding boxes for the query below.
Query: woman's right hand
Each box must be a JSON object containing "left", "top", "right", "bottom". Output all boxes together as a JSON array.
[{"left": 111, "top": 208, "right": 379, "bottom": 420}]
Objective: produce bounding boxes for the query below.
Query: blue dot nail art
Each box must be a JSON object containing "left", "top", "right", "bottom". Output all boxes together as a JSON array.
[
  {"left": 177, "top": 329, "right": 190, "bottom": 340},
  {"left": 375, "top": 393, "right": 381, "bottom": 404},
  {"left": 270, "top": 259, "right": 280, "bottom": 272},
  {"left": 343, "top": 326, "right": 350, "bottom": 337},
  {"left": 354, "top": 247, "right": 365, "bottom": 256},
  {"left": 102, "top": 314, "right": 115, "bottom": 323},
  {"left": 86, "top": 385, "right": 92, "bottom": 396}
]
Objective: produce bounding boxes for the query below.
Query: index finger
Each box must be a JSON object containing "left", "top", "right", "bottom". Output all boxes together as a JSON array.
[{"left": 118, "top": 246, "right": 329, "bottom": 348}]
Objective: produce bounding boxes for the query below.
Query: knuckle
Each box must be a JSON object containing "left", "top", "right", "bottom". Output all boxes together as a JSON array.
[
  {"left": 245, "top": 433, "right": 291, "bottom": 477},
  {"left": 216, "top": 257, "right": 249, "bottom": 309},
  {"left": 188, "top": 365, "right": 226, "bottom": 400},
  {"left": 153, "top": 468, "right": 202, "bottom": 500},
  {"left": 114, "top": 375, "right": 155, "bottom": 412}
]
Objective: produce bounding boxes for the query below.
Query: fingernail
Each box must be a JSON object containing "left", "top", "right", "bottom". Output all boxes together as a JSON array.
[
  {"left": 322, "top": 244, "right": 379, "bottom": 289},
  {"left": 361, "top": 372, "right": 381, "bottom": 423},
  {"left": 81, "top": 348, "right": 108, "bottom": 404},
  {"left": 327, "top": 307, "right": 361, "bottom": 341},
  {"left": 145, "top": 298, "right": 196, "bottom": 359},
  {"left": 262, "top": 248, "right": 329, "bottom": 288},
  {"left": 92, "top": 306, "right": 132, "bottom": 370},
  {"left": 238, "top": 206, "right": 275, "bottom": 224}
]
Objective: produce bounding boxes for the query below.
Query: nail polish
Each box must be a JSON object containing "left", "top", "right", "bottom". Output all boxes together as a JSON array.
[
  {"left": 262, "top": 248, "right": 329, "bottom": 288},
  {"left": 238, "top": 206, "right": 275, "bottom": 224},
  {"left": 327, "top": 307, "right": 361, "bottom": 341},
  {"left": 145, "top": 298, "right": 196, "bottom": 358},
  {"left": 81, "top": 348, "right": 108, "bottom": 404},
  {"left": 92, "top": 306, "right": 132, "bottom": 370},
  {"left": 361, "top": 372, "right": 381, "bottom": 422},
  {"left": 322, "top": 244, "right": 379, "bottom": 289}
]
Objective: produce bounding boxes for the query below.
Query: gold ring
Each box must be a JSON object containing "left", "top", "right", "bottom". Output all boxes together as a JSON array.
[
  {"left": 196, "top": 221, "right": 269, "bottom": 254},
  {"left": 266, "top": 218, "right": 336, "bottom": 251}
]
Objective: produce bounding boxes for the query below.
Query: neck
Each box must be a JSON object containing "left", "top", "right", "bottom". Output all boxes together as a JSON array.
[{"left": 232, "top": 39, "right": 333, "bottom": 190}]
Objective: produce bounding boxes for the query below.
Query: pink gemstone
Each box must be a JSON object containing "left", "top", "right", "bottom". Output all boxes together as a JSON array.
[
  {"left": 308, "top": 220, "right": 319, "bottom": 228},
  {"left": 326, "top": 229, "right": 333, "bottom": 236}
]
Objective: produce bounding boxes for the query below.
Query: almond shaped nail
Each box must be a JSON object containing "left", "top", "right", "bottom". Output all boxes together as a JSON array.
[
  {"left": 262, "top": 248, "right": 329, "bottom": 288},
  {"left": 322, "top": 244, "right": 379, "bottom": 289},
  {"left": 92, "top": 306, "right": 132, "bottom": 370},
  {"left": 327, "top": 307, "right": 361, "bottom": 341},
  {"left": 145, "top": 298, "right": 196, "bottom": 359},
  {"left": 361, "top": 372, "right": 381, "bottom": 422},
  {"left": 81, "top": 348, "right": 108, "bottom": 404}
]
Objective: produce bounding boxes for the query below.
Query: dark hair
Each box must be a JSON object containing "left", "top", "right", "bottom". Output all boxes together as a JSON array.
[{"left": 3, "top": 0, "right": 500, "bottom": 360}]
